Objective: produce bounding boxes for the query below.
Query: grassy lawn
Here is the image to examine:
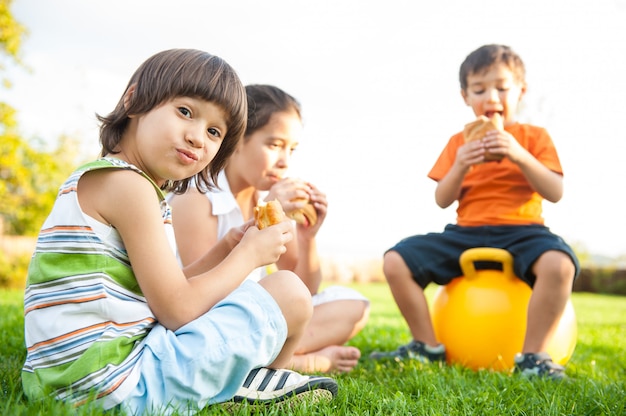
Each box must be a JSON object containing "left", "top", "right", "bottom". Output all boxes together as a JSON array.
[{"left": 2, "top": 283, "right": 625, "bottom": 415}]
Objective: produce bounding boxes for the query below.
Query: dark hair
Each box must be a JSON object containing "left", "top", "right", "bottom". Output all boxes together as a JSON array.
[
  {"left": 97, "top": 49, "right": 247, "bottom": 193},
  {"left": 459, "top": 44, "right": 526, "bottom": 91},
  {"left": 244, "top": 84, "right": 301, "bottom": 141}
]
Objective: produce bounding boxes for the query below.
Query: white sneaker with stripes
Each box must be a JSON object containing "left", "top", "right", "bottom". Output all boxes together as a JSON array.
[{"left": 230, "top": 367, "right": 338, "bottom": 405}]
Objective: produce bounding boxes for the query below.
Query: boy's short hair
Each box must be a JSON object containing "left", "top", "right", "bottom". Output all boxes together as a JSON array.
[
  {"left": 244, "top": 84, "right": 301, "bottom": 142},
  {"left": 459, "top": 44, "right": 526, "bottom": 91},
  {"left": 98, "top": 49, "right": 247, "bottom": 193}
]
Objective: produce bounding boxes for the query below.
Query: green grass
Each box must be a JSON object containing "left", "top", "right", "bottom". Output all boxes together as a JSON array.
[{"left": 2, "top": 284, "right": 625, "bottom": 415}]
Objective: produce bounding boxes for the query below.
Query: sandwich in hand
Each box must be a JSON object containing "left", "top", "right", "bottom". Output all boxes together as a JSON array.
[
  {"left": 463, "top": 113, "right": 504, "bottom": 161},
  {"left": 254, "top": 199, "right": 286, "bottom": 229},
  {"left": 287, "top": 198, "right": 318, "bottom": 227}
]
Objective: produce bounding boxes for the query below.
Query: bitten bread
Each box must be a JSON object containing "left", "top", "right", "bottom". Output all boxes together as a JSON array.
[
  {"left": 463, "top": 113, "right": 504, "bottom": 161},
  {"left": 254, "top": 199, "right": 286, "bottom": 229},
  {"left": 287, "top": 198, "right": 317, "bottom": 227}
]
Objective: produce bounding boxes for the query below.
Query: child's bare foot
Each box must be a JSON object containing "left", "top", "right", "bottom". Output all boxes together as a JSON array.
[{"left": 291, "top": 346, "right": 361, "bottom": 373}]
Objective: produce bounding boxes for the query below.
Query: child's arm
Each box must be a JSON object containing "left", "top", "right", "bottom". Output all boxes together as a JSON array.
[
  {"left": 169, "top": 187, "right": 220, "bottom": 267},
  {"left": 79, "top": 169, "right": 292, "bottom": 330},
  {"left": 264, "top": 178, "right": 312, "bottom": 272},
  {"left": 290, "top": 183, "right": 327, "bottom": 295},
  {"left": 513, "top": 150, "right": 563, "bottom": 202},
  {"left": 270, "top": 180, "right": 326, "bottom": 295},
  {"left": 181, "top": 221, "right": 252, "bottom": 277},
  {"left": 169, "top": 188, "right": 258, "bottom": 274},
  {"left": 435, "top": 140, "right": 486, "bottom": 208},
  {"left": 483, "top": 130, "right": 563, "bottom": 202}
]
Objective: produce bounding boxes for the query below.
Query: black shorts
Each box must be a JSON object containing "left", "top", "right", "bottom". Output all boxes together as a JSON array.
[{"left": 388, "top": 224, "right": 580, "bottom": 289}]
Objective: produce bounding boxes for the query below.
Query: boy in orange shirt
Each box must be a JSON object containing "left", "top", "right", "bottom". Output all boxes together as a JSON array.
[{"left": 370, "top": 44, "right": 579, "bottom": 379}]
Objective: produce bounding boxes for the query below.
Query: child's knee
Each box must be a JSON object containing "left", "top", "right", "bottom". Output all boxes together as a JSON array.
[
  {"left": 262, "top": 271, "right": 313, "bottom": 318},
  {"left": 534, "top": 250, "right": 576, "bottom": 284},
  {"left": 353, "top": 301, "right": 370, "bottom": 333},
  {"left": 383, "top": 251, "right": 407, "bottom": 279},
  {"left": 339, "top": 299, "right": 370, "bottom": 329}
]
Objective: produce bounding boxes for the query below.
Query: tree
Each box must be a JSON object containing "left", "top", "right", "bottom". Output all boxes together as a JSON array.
[
  {"left": 1, "top": 132, "right": 80, "bottom": 235},
  {"left": 1, "top": 0, "right": 26, "bottom": 86},
  {"left": 1, "top": 0, "right": 79, "bottom": 235}
]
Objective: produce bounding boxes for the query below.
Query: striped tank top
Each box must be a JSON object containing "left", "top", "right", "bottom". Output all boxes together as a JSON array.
[{"left": 22, "top": 158, "right": 172, "bottom": 409}]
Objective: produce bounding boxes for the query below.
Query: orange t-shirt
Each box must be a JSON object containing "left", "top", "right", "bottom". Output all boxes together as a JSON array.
[{"left": 428, "top": 123, "right": 563, "bottom": 226}]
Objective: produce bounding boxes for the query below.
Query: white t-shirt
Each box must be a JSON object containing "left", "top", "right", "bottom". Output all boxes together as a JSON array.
[
  {"left": 178, "top": 171, "right": 368, "bottom": 305},
  {"left": 204, "top": 171, "right": 267, "bottom": 282}
]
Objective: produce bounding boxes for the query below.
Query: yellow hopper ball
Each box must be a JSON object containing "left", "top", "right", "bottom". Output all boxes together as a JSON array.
[{"left": 431, "top": 247, "right": 577, "bottom": 371}]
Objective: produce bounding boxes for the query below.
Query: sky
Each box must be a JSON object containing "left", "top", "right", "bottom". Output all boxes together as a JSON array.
[{"left": 4, "top": 0, "right": 626, "bottom": 261}]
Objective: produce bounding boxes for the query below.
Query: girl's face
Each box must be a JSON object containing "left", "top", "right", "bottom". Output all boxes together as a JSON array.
[
  {"left": 461, "top": 63, "right": 526, "bottom": 126},
  {"left": 125, "top": 97, "right": 227, "bottom": 186},
  {"left": 233, "top": 110, "right": 302, "bottom": 191}
]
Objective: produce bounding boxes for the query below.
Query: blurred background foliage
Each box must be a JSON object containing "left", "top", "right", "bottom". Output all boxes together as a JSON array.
[
  {"left": 1, "top": 0, "right": 81, "bottom": 289},
  {"left": 1, "top": 0, "right": 80, "bottom": 236}
]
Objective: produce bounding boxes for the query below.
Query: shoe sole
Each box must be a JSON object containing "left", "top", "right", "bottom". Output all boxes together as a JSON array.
[{"left": 222, "top": 385, "right": 335, "bottom": 411}]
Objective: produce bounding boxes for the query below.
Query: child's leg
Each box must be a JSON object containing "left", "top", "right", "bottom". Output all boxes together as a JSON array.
[
  {"left": 258, "top": 270, "right": 313, "bottom": 369},
  {"left": 122, "top": 278, "right": 295, "bottom": 414},
  {"left": 383, "top": 250, "right": 438, "bottom": 346},
  {"left": 281, "top": 284, "right": 370, "bottom": 373},
  {"left": 290, "top": 345, "right": 361, "bottom": 373},
  {"left": 298, "top": 295, "right": 369, "bottom": 353},
  {"left": 289, "top": 299, "right": 369, "bottom": 373},
  {"left": 524, "top": 250, "right": 576, "bottom": 353},
  {"left": 297, "top": 300, "right": 368, "bottom": 352}
]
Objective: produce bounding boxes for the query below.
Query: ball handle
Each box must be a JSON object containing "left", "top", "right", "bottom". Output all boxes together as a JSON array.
[{"left": 459, "top": 247, "right": 515, "bottom": 280}]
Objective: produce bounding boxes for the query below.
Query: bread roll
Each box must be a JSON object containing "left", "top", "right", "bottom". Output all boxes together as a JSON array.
[
  {"left": 254, "top": 199, "right": 286, "bottom": 229},
  {"left": 463, "top": 113, "right": 504, "bottom": 161},
  {"left": 287, "top": 198, "right": 318, "bottom": 227}
]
